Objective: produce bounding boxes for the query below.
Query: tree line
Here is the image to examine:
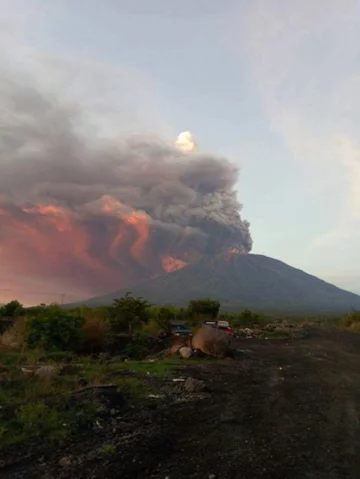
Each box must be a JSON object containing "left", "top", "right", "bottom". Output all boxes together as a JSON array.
[{"left": 0, "top": 293, "right": 266, "bottom": 353}]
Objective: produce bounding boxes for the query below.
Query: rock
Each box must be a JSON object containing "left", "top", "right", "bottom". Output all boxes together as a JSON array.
[
  {"left": 35, "top": 365, "right": 56, "bottom": 378},
  {"left": 179, "top": 346, "right": 193, "bottom": 359},
  {"left": 184, "top": 377, "right": 206, "bottom": 393},
  {"left": 169, "top": 343, "right": 182, "bottom": 355},
  {"left": 169, "top": 335, "right": 191, "bottom": 355},
  {"left": 58, "top": 457, "right": 72, "bottom": 467},
  {"left": 265, "top": 323, "right": 276, "bottom": 332},
  {"left": 209, "top": 474, "right": 216, "bottom": 479},
  {"left": 191, "top": 327, "right": 231, "bottom": 358}
]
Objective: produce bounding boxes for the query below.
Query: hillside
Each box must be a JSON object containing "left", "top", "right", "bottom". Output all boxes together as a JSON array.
[{"left": 70, "top": 253, "right": 360, "bottom": 313}]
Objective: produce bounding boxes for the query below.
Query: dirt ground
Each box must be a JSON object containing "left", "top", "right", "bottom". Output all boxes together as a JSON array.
[{"left": 3, "top": 327, "right": 360, "bottom": 478}]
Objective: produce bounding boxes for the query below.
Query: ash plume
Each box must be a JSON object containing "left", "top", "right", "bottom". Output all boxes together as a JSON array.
[{"left": 0, "top": 69, "right": 252, "bottom": 302}]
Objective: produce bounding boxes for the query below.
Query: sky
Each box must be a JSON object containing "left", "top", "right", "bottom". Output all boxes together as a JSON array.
[{"left": 0, "top": 0, "right": 360, "bottom": 303}]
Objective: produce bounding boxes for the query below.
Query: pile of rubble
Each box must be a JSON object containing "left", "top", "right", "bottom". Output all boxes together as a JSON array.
[{"left": 236, "top": 319, "right": 310, "bottom": 339}]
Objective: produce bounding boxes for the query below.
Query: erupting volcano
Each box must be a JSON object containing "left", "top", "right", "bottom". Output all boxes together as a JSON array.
[{"left": 0, "top": 69, "right": 252, "bottom": 304}]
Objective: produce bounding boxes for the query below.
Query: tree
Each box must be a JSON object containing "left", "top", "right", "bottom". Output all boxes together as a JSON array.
[
  {"left": 1, "top": 300, "right": 24, "bottom": 318},
  {"left": 24, "top": 304, "right": 47, "bottom": 316},
  {"left": 153, "top": 307, "right": 175, "bottom": 331},
  {"left": 110, "top": 292, "right": 151, "bottom": 334},
  {"left": 187, "top": 299, "right": 220, "bottom": 319},
  {"left": 232, "top": 309, "right": 264, "bottom": 328}
]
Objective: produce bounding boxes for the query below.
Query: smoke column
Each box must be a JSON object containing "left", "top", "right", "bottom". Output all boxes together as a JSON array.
[{"left": 0, "top": 68, "right": 252, "bottom": 303}]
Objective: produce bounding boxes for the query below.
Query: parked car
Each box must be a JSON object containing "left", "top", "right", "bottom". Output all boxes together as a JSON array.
[
  {"left": 158, "top": 322, "right": 192, "bottom": 339},
  {"left": 202, "top": 319, "right": 233, "bottom": 335}
]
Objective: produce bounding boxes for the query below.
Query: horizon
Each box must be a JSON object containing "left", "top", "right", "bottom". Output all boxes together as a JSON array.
[{"left": 1, "top": 0, "right": 359, "bottom": 305}]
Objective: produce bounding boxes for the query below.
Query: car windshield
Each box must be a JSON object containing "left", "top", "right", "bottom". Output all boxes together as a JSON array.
[{"left": 171, "top": 324, "right": 189, "bottom": 331}]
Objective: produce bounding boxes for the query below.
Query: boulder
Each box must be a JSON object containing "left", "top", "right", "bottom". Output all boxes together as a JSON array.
[
  {"left": 184, "top": 377, "right": 206, "bottom": 393},
  {"left": 179, "top": 346, "right": 193, "bottom": 359},
  {"left": 191, "top": 327, "right": 231, "bottom": 359}
]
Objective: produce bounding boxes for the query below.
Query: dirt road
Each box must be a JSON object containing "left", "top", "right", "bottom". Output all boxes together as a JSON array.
[
  {"left": 5, "top": 327, "right": 360, "bottom": 478},
  {"left": 133, "top": 328, "right": 360, "bottom": 479}
]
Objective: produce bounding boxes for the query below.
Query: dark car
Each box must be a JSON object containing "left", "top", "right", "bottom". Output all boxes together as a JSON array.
[{"left": 158, "top": 322, "right": 192, "bottom": 339}]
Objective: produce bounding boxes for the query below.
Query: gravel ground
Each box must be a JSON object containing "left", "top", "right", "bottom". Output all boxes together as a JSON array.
[{"left": 3, "top": 327, "right": 360, "bottom": 478}]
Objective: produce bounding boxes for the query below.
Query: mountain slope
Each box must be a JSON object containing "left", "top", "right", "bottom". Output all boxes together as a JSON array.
[{"left": 71, "top": 253, "right": 360, "bottom": 313}]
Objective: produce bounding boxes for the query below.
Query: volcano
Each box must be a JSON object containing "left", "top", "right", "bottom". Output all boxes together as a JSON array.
[{"left": 71, "top": 252, "right": 360, "bottom": 313}]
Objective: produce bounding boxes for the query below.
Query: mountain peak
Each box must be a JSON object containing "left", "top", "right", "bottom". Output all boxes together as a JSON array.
[{"left": 68, "top": 254, "right": 360, "bottom": 313}]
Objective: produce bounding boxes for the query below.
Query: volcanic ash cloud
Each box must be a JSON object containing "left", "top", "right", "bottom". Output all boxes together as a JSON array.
[{"left": 0, "top": 71, "right": 252, "bottom": 300}]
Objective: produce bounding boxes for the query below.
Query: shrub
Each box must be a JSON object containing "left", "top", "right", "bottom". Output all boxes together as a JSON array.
[
  {"left": 16, "top": 402, "right": 67, "bottom": 442},
  {"left": 123, "top": 332, "right": 156, "bottom": 360},
  {"left": 142, "top": 318, "right": 161, "bottom": 335},
  {"left": 82, "top": 315, "right": 109, "bottom": 353},
  {"left": 26, "top": 306, "right": 84, "bottom": 351}
]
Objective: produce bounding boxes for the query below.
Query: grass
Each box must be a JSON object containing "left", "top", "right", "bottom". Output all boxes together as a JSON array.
[
  {"left": 0, "top": 350, "right": 180, "bottom": 449},
  {"left": 0, "top": 401, "right": 102, "bottom": 448},
  {"left": 337, "top": 312, "right": 360, "bottom": 332},
  {"left": 114, "top": 357, "right": 183, "bottom": 378},
  {"left": 98, "top": 442, "right": 116, "bottom": 456},
  {"left": 259, "top": 331, "right": 291, "bottom": 340}
]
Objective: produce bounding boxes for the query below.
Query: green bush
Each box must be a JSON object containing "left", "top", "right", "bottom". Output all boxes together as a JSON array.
[
  {"left": 123, "top": 332, "right": 155, "bottom": 360},
  {"left": 16, "top": 402, "right": 67, "bottom": 442},
  {"left": 26, "top": 306, "right": 84, "bottom": 351}
]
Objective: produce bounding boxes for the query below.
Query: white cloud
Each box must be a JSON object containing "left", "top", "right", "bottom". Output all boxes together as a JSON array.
[
  {"left": 0, "top": 21, "right": 172, "bottom": 141},
  {"left": 228, "top": 0, "right": 360, "bottom": 246}
]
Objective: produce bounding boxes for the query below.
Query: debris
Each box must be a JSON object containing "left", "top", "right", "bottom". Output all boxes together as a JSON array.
[
  {"left": 184, "top": 377, "right": 206, "bottom": 393},
  {"left": 58, "top": 457, "right": 72, "bottom": 467},
  {"left": 35, "top": 365, "right": 56, "bottom": 378},
  {"left": 172, "top": 378, "right": 185, "bottom": 382},
  {"left": 148, "top": 394, "right": 165, "bottom": 399}
]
